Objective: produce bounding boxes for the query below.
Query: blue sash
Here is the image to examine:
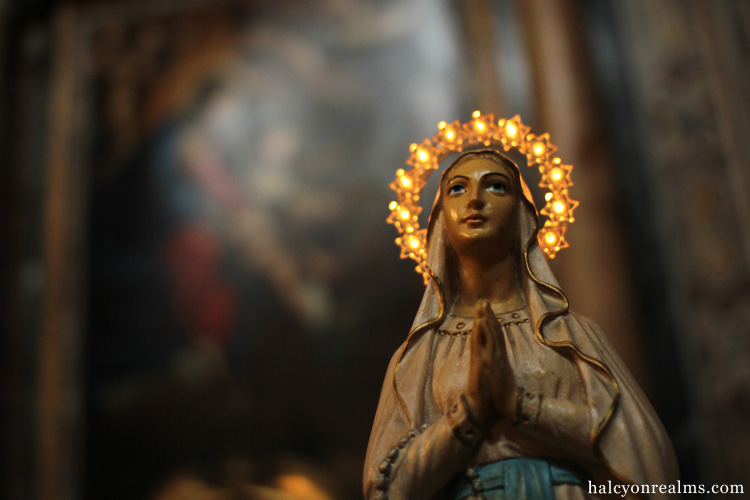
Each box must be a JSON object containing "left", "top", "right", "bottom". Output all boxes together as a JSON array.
[{"left": 446, "top": 457, "right": 590, "bottom": 500}]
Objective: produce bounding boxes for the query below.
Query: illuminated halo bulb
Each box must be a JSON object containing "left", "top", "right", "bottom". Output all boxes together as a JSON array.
[
  {"left": 445, "top": 129, "right": 455, "bottom": 140},
  {"left": 505, "top": 122, "right": 517, "bottom": 137},
  {"left": 533, "top": 142, "right": 546, "bottom": 156},
  {"left": 400, "top": 176, "right": 411, "bottom": 188},
  {"left": 417, "top": 149, "right": 429, "bottom": 162},
  {"left": 409, "top": 237, "right": 420, "bottom": 249},
  {"left": 475, "top": 121, "right": 485, "bottom": 131},
  {"left": 551, "top": 167, "right": 563, "bottom": 182},
  {"left": 400, "top": 210, "right": 410, "bottom": 220},
  {"left": 388, "top": 201, "right": 397, "bottom": 210},
  {"left": 553, "top": 201, "right": 567, "bottom": 214},
  {"left": 545, "top": 232, "right": 557, "bottom": 245}
]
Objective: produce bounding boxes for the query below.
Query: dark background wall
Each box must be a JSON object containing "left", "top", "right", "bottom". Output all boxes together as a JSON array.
[{"left": 1, "top": 1, "right": 748, "bottom": 499}]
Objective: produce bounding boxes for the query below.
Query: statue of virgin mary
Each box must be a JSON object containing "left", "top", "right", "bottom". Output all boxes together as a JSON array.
[{"left": 364, "top": 149, "right": 679, "bottom": 499}]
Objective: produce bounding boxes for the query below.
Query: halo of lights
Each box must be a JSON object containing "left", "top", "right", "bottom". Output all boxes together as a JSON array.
[{"left": 387, "top": 111, "right": 578, "bottom": 283}]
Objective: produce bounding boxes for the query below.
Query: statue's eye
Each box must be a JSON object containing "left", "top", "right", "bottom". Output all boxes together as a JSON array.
[
  {"left": 487, "top": 181, "right": 507, "bottom": 193},
  {"left": 448, "top": 184, "right": 466, "bottom": 195}
]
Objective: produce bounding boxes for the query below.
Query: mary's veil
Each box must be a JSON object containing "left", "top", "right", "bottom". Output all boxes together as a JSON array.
[{"left": 388, "top": 149, "right": 679, "bottom": 489}]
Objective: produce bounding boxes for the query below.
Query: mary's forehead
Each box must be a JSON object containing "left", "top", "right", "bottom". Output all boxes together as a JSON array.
[{"left": 443, "top": 155, "right": 516, "bottom": 181}]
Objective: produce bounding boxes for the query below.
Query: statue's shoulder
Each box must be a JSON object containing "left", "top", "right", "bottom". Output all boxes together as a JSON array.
[
  {"left": 564, "top": 309, "right": 605, "bottom": 333},
  {"left": 558, "top": 309, "right": 627, "bottom": 364},
  {"left": 384, "top": 327, "right": 437, "bottom": 372}
]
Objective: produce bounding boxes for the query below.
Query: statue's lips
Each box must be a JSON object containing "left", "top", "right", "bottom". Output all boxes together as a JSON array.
[{"left": 462, "top": 213, "right": 487, "bottom": 224}]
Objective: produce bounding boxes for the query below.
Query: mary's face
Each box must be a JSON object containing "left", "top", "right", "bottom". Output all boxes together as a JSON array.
[{"left": 441, "top": 156, "right": 520, "bottom": 257}]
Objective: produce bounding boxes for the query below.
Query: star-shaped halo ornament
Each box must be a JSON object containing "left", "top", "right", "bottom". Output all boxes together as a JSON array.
[{"left": 387, "top": 111, "right": 578, "bottom": 284}]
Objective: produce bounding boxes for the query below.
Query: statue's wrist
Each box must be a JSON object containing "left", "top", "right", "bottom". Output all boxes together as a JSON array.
[{"left": 447, "top": 395, "right": 483, "bottom": 446}]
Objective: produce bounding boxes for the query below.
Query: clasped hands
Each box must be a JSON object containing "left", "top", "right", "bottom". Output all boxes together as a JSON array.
[{"left": 466, "top": 300, "right": 519, "bottom": 426}]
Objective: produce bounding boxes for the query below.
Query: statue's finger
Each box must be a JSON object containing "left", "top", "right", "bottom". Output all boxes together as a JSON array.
[
  {"left": 475, "top": 320, "right": 488, "bottom": 350},
  {"left": 482, "top": 300, "right": 494, "bottom": 319},
  {"left": 475, "top": 299, "right": 489, "bottom": 318}
]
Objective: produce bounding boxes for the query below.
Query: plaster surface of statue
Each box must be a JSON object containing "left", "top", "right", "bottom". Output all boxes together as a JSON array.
[{"left": 364, "top": 150, "right": 680, "bottom": 499}]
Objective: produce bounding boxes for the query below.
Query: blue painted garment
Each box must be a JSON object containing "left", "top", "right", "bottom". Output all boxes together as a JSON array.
[{"left": 446, "top": 457, "right": 590, "bottom": 500}]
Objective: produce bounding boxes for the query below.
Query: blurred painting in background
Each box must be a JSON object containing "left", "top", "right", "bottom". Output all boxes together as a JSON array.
[
  {"left": 83, "top": 1, "right": 462, "bottom": 499},
  {"left": 1, "top": 1, "right": 748, "bottom": 499}
]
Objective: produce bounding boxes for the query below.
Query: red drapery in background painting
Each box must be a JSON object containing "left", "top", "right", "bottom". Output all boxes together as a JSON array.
[{"left": 164, "top": 224, "right": 237, "bottom": 346}]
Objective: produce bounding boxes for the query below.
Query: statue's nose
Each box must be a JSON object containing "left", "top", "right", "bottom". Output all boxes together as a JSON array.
[{"left": 467, "top": 193, "right": 485, "bottom": 208}]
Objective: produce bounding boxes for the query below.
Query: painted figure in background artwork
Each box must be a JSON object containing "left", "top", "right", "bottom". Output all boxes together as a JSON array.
[{"left": 364, "top": 139, "right": 679, "bottom": 499}]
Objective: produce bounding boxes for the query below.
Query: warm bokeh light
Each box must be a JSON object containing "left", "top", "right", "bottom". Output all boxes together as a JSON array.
[
  {"left": 276, "top": 474, "right": 335, "bottom": 500},
  {"left": 505, "top": 122, "right": 517, "bottom": 137}
]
